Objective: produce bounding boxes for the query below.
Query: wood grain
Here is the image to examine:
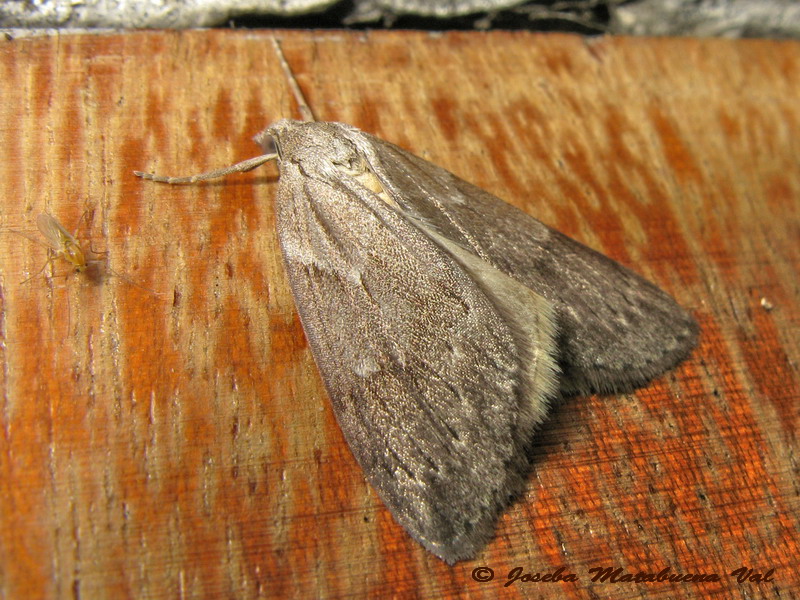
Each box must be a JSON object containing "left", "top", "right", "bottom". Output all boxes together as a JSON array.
[{"left": 0, "top": 30, "right": 797, "bottom": 599}]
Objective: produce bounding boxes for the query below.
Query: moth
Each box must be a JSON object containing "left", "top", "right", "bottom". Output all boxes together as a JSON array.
[{"left": 136, "top": 43, "right": 698, "bottom": 564}]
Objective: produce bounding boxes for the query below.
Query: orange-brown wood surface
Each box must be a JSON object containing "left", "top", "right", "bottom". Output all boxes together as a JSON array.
[{"left": 0, "top": 30, "right": 797, "bottom": 599}]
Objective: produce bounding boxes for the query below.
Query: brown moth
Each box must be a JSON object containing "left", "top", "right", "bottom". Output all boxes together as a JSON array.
[{"left": 136, "top": 41, "right": 697, "bottom": 564}]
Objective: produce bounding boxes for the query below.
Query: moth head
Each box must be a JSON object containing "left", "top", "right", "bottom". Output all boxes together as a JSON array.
[
  {"left": 263, "top": 119, "right": 392, "bottom": 203},
  {"left": 264, "top": 120, "right": 362, "bottom": 172}
]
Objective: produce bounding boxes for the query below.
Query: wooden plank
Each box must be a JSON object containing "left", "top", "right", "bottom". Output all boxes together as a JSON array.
[{"left": 0, "top": 30, "right": 797, "bottom": 599}]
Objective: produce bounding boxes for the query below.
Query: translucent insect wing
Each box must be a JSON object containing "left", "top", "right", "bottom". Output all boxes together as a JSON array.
[{"left": 36, "top": 213, "right": 86, "bottom": 270}]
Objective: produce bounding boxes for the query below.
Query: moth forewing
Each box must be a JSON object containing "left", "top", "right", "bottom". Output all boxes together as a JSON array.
[
  {"left": 420, "top": 227, "right": 560, "bottom": 431},
  {"left": 270, "top": 126, "right": 559, "bottom": 563}
]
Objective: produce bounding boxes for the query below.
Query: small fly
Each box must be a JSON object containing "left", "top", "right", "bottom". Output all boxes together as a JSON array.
[
  {"left": 27, "top": 213, "right": 89, "bottom": 281},
  {"left": 10, "top": 212, "right": 157, "bottom": 294}
]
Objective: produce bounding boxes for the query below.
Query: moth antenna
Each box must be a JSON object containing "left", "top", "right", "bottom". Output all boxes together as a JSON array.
[
  {"left": 133, "top": 154, "right": 276, "bottom": 184},
  {"left": 271, "top": 38, "right": 316, "bottom": 123},
  {"left": 135, "top": 44, "right": 305, "bottom": 184}
]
